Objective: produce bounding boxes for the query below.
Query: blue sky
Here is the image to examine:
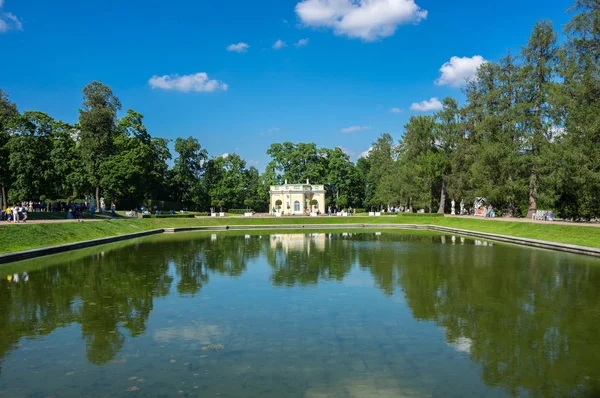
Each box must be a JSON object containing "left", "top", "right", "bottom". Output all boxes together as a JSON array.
[{"left": 0, "top": 0, "right": 572, "bottom": 169}]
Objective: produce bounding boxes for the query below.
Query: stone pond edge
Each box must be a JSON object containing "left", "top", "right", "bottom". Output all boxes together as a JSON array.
[{"left": 1, "top": 223, "right": 599, "bottom": 265}]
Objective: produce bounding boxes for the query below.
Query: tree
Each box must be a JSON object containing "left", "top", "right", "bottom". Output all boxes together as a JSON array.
[
  {"left": 101, "top": 109, "right": 159, "bottom": 203},
  {"left": 8, "top": 111, "right": 56, "bottom": 201},
  {"left": 0, "top": 90, "right": 18, "bottom": 209},
  {"left": 521, "top": 20, "right": 558, "bottom": 218},
  {"left": 366, "top": 133, "right": 398, "bottom": 209},
  {"left": 78, "top": 81, "right": 122, "bottom": 206},
  {"left": 204, "top": 153, "right": 248, "bottom": 210},
  {"left": 51, "top": 120, "right": 84, "bottom": 199},
  {"left": 171, "top": 137, "right": 207, "bottom": 208},
  {"left": 433, "top": 98, "right": 461, "bottom": 213},
  {"left": 398, "top": 117, "right": 438, "bottom": 211},
  {"left": 266, "top": 142, "right": 326, "bottom": 184},
  {"left": 549, "top": 0, "right": 600, "bottom": 220}
]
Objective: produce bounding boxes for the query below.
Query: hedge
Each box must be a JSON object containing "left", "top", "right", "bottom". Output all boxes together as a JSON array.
[
  {"left": 228, "top": 209, "right": 252, "bottom": 214},
  {"left": 396, "top": 212, "right": 445, "bottom": 217}
]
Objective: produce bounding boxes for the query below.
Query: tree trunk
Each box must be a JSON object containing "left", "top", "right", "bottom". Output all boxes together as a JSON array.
[
  {"left": 1, "top": 185, "right": 6, "bottom": 209},
  {"left": 95, "top": 186, "right": 100, "bottom": 211},
  {"left": 526, "top": 169, "right": 537, "bottom": 219},
  {"left": 437, "top": 176, "right": 447, "bottom": 214}
]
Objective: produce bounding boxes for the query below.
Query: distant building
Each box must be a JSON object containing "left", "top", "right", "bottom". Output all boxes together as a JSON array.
[{"left": 269, "top": 179, "right": 326, "bottom": 215}]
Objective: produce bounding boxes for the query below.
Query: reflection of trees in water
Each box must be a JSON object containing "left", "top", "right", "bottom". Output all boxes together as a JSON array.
[
  {"left": 0, "top": 234, "right": 263, "bottom": 369},
  {"left": 266, "top": 234, "right": 354, "bottom": 286},
  {"left": 171, "top": 235, "right": 262, "bottom": 295},
  {"left": 392, "top": 240, "right": 600, "bottom": 397}
]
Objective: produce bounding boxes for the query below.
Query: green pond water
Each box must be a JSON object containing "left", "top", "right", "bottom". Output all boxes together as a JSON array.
[{"left": 1, "top": 230, "right": 600, "bottom": 397}]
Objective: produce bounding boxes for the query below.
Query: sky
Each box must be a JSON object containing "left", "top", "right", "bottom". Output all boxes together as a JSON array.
[{"left": 0, "top": 0, "right": 574, "bottom": 170}]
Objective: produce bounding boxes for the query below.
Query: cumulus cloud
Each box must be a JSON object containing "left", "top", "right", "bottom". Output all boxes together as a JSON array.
[
  {"left": 226, "top": 42, "right": 250, "bottom": 53},
  {"left": 295, "top": 38, "right": 310, "bottom": 47},
  {"left": 390, "top": 107, "right": 402, "bottom": 113},
  {"left": 295, "top": 0, "right": 427, "bottom": 41},
  {"left": 410, "top": 97, "right": 442, "bottom": 112},
  {"left": 359, "top": 147, "right": 373, "bottom": 158},
  {"left": 0, "top": 12, "right": 23, "bottom": 33},
  {"left": 435, "top": 55, "right": 486, "bottom": 87},
  {"left": 273, "top": 39, "right": 287, "bottom": 49},
  {"left": 148, "top": 73, "right": 228, "bottom": 93},
  {"left": 341, "top": 125, "right": 372, "bottom": 133},
  {"left": 338, "top": 146, "right": 355, "bottom": 157}
]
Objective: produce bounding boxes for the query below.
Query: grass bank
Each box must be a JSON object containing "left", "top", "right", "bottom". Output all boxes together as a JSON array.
[{"left": 0, "top": 215, "right": 599, "bottom": 254}]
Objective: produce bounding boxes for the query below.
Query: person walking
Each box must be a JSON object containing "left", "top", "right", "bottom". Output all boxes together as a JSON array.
[
  {"left": 21, "top": 204, "right": 28, "bottom": 222},
  {"left": 111, "top": 202, "right": 117, "bottom": 217},
  {"left": 12, "top": 204, "right": 19, "bottom": 223}
]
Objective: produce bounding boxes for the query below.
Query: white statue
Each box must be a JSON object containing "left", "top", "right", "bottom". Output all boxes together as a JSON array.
[
  {"left": 100, "top": 197, "right": 106, "bottom": 213},
  {"left": 451, "top": 200, "right": 456, "bottom": 215},
  {"left": 460, "top": 200, "right": 465, "bottom": 215}
]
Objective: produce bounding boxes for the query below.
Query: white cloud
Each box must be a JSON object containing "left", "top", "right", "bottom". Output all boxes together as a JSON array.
[
  {"left": 295, "top": 0, "right": 427, "bottom": 41},
  {"left": 359, "top": 147, "right": 373, "bottom": 158},
  {"left": 435, "top": 55, "right": 486, "bottom": 87},
  {"left": 0, "top": 12, "right": 23, "bottom": 32},
  {"left": 273, "top": 39, "right": 287, "bottom": 49},
  {"left": 338, "top": 146, "right": 355, "bottom": 156},
  {"left": 390, "top": 107, "right": 402, "bottom": 113},
  {"left": 248, "top": 160, "right": 261, "bottom": 166},
  {"left": 226, "top": 42, "right": 250, "bottom": 53},
  {"left": 410, "top": 97, "right": 442, "bottom": 112},
  {"left": 295, "top": 38, "right": 310, "bottom": 47},
  {"left": 148, "top": 73, "right": 228, "bottom": 93},
  {"left": 341, "top": 125, "right": 372, "bottom": 133},
  {"left": 221, "top": 153, "right": 229, "bottom": 159},
  {"left": 0, "top": 1, "right": 4, "bottom": 7}
]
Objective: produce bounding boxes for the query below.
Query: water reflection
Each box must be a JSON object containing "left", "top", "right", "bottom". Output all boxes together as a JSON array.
[{"left": 0, "top": 231, "right": 599, "bottom": 397}]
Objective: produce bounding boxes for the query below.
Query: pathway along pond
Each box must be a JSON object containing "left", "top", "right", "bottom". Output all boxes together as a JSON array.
[{"left": 1, "top": 230, "right": 599, "bottom": 397}]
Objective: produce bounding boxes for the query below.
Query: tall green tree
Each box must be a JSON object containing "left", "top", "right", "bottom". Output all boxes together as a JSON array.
[
  {"left": 0, "top": 90, "right": 18, "bottom": 209},
  {"left": 266, "top": 142, "right": 326, "bottom": 184},
  {"left": 171, "top": 136, "right": 207, "bottom": 208},
  {"left": 549, "top": 0, "right": 600, "bottom": 219},
  {"left": 433, "top": 97, "right": 461, "bottom": 213},
  {"left": 366, "top": 133, "right": 398, "bottom": 209},
  {"left": 521, "top": 20, "right": 558, "bottom": 218},
  {"left": 8, "top": 111, "right": 56, "bottom": 201},
  {"left": 204, "top": 153, "right": 248, "bottom": 210},
  {"left": 101, "top": 110, "right": 159, "bottom": 202},
  {"left": 78, "top": 81, "right": 122, "bottom": 206}
]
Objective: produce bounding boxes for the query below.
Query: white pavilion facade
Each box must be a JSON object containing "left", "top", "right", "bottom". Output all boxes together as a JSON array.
[{"left": 269, "top": 179, "right": 326, "bottom": 215}]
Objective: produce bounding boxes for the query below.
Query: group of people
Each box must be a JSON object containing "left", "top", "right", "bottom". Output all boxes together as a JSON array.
[
  {"left": 1, "top": 203, "right": 28, "bottom": 223},
  {"left": 2, "top": 204, "right": 28, "bottom": 223},
  {"left": 327, "top": 206, "right": 356, "bottom": 216}
]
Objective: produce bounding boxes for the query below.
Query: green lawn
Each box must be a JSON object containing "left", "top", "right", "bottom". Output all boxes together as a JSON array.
[{"left": 0, "top": 215, "right": 599, "bottom": 254}]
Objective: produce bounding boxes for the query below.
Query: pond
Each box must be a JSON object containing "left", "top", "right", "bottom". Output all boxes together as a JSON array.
[{"left": 0, "top": 230, "right": 599, "bottom": 397}]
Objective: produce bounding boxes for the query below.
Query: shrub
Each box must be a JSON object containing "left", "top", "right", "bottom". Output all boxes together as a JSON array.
[
  {"left": 396, "top": 212, "right": 444, "bottom": 217},
  {"left": 152, "top": 214, "right": 196, "bottom": 219},
  {"left": 228, "top": 209, "right": 249, "bottom": 214}
]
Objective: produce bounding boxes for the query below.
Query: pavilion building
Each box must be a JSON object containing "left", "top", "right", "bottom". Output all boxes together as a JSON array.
[{"left": 269, "top": 179, "right": 326, "bottom": 215}]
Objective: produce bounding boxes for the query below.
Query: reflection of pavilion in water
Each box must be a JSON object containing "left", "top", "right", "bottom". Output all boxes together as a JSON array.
[{"left": 270, "top": 233, "right": 327, "bottom": 254}]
